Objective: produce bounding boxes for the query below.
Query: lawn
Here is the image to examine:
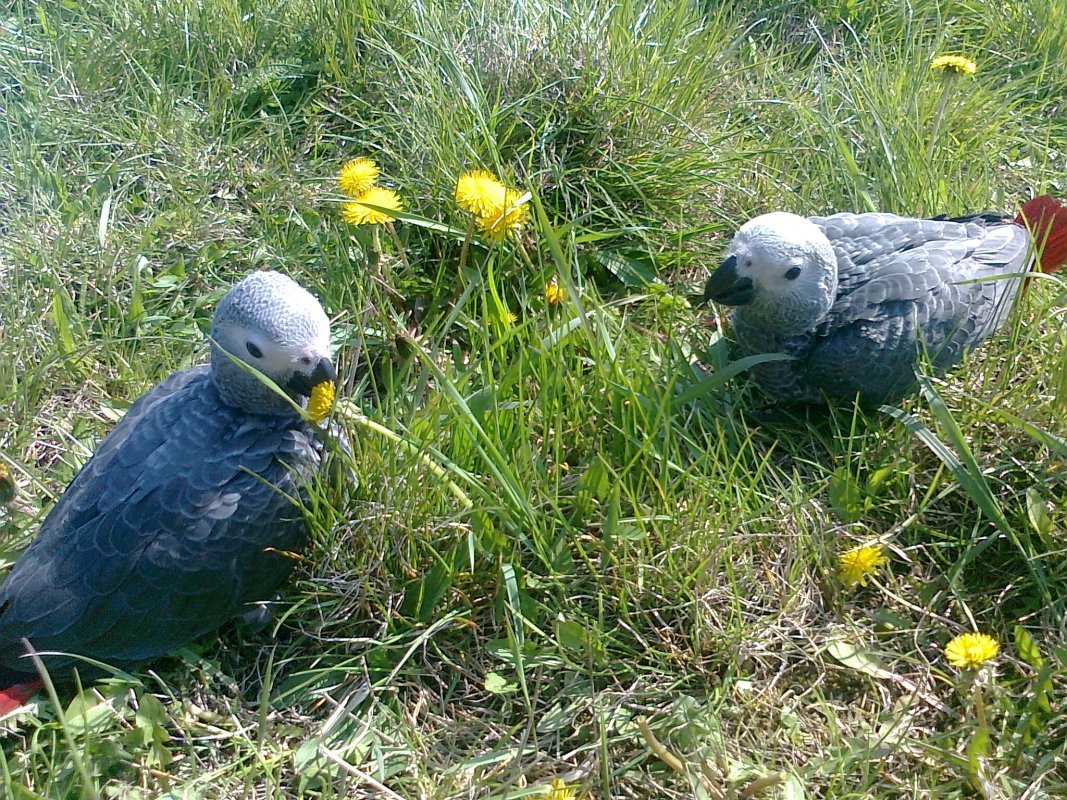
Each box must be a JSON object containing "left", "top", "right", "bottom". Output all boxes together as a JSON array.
[{"left": 1, "top": 1, "right": 1065, "bottom": 797}]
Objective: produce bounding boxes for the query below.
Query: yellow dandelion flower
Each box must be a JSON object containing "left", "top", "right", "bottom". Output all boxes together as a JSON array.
[
  {"left": 307, "top": 380, "right": 336, "bottom": 423},
  {"left": 342, "top": 186, "right": 403, "bottom": 226},
  {"left": 338, "top": 157, "right": 379, "bottom": 198},
  {"left": 546, "top": 778, "right": 576, "bottom": 800},
  {"left": 455, "top": 170, "right": 509, "bottom": 218},
  {"left": 930, "top": 55, "right": 977, "bottom": 76},
  {"left": 945, "top": 632, "right": 999, "bottom": 670},
  {"left": 476, "top": 189, "right": 529, "bottom": 242},
  {"left": 486, "top": 301, "right": 518, "bottom": 328},
  {"left": 837, "top": 544, "right": 887, "bottom": 588},
  {"left": 496, "top": 308, "right": 517, "bottom": 326},
  {"left": 545, "top": 277, "right": 564, "bottom": 305}
]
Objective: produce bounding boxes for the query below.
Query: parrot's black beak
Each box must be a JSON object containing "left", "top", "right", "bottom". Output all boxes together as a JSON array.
[
  {"left": 285, "top": 356, "right": 336, "bottom": 397},
  {"left": 704, "top": 255, "right": 755, "bottom": 307}
]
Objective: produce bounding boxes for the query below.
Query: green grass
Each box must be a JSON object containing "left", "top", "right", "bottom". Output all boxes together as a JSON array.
[{"left": 1, "top": 0, "right": 1065, "bottom": 797}]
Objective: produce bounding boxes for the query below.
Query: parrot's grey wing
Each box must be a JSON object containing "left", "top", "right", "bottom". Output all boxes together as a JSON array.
[
  {"left": 814, "top": 213, "right": 1031, "bottom": 309},
  {"left": 803, "top": 214, "right": 1031, "bottom": 402},
  {"left": 803, "top": 315, "right": 933, "bottom": 405},
  {"left": 929, "top": 210, "right": 1012, "bottom": 225},
  {"left": 25, "top": 366, "right": 212, "bottom": 541},
  {"left": 0, "top": 370, "right": 320, "bottom": 677}
]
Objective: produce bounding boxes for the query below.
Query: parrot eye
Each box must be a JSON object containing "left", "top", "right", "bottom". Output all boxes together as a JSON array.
[
  {"left": 300, "top": 356, "right": 312, "bottom": 366},
  {"left": 246, "top": 342, "right": 264, "bottom": 359},
  {"left": 784, "top": 267, "right": 802, "bottom": 281}
]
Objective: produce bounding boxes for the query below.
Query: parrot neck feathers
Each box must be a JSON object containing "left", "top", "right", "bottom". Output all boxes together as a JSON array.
[
  {"left": 734, "top": 280, "right": 836, "bottom": 336},
  {"left": 210, "top": 350, "right": 304, "bottom": 416}
]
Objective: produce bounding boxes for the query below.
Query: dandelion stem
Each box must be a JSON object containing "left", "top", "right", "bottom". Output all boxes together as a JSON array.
[
  {"left": 457, "top": 219, "right": 476, "bottom": 275},
  {"left": 451, "top": 219, "right": 478, "bottom": 308},
  {"left": 926, "top": 78, "right": 954, "bottom": 160},
  {"left": 516, "top": 240, "right": 538, "bottom": 273},
  {"left": 384, "top": 221, "right": 410, "bottom": 273},
  {"left": 336, "top": 401, "right": 474, "bottom": 510},
  {"left": 739, "top": 773, "right": 786, "bottom": 798},
  {"left": 371, "top": 225, "right": 382, "bottom": 258},
  {"left": 637, "top": 718, "right": 687, "bottom": 775},
  {"left": 973, "top": 682, "right": 988, "bottom": 729}
]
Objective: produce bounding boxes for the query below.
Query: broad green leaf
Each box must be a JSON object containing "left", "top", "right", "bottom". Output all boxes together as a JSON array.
[
  {"left": 128, "top": 255, "right": 148, "bottom": 326},
  {"left": 1014, "top": 625, "right": 1044, "bottom": 670},
  {"left": 588, "top": 249, "right": 660, "bottom": 289},
  {"left": 782, "top": 773, "right": 807, "bottom": 800},
  {"left": 52, "top": 293, "right": 76, "bottom": 356},
  {"left": 556, "top": 620, "right": 588, "bottom": 654},
  {"left": 97, "top": 193, "right": 113, "bottom": 248},
  {"left": 484, "top": 672, "right": 518, "bottom": 694},
  {"left": 673, "top": 353, "right": 794, "bottom": 408},
  {"left": 578, "top": 457, "right": 612, "bottom": 503},
  {"left": 63, "top": 690, "right": 115, "bottom": 736},
  {"left": 825, "top": 640, "right": 894, "bottom": 681},
  {"left": 966, "top": 725, "right": 991, "bottom": 785},
  {"left": 829, "top": 468, "right": 865, "bottom": 522},
  {"left": 866, "top": 466, "right": 895, "bottom": 494},
  {"left": 1024, "top": 488, "right": 1053, "bottom": 544},
  {"left": 294, "top": 736, "right": 330, "bottom": 783},
  {"left": 473, "top": 509, "right": 506, "bottom": 553},
  {"left": 602, "top": 485, "right": 620, "bottom": 551},
  {"left": 615, "top": 523, "right": 649, "bottom": 542}
]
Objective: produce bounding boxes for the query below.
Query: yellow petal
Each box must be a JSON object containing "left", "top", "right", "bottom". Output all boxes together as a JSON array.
[
  {"left": 342, "top": 187, "right": 403, "bottom": 226},
  {"left": 339, "top": 157, "right": 380, "bottom": 197},
  {"left": 307, "top": 380, "right": 336, "bottom": 423}
]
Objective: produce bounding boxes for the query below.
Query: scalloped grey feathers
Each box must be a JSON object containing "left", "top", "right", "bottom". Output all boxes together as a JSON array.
[{"left": 0, "top": 271, "right": 333, "bottom": 686}]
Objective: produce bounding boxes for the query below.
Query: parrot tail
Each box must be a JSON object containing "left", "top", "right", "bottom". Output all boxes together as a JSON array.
[
  {"left": 1016, "top": 195, "right": 1067, "bottom": 274},
  {"left": 0, "top": 679, "right": 42, "bottom": 716}
]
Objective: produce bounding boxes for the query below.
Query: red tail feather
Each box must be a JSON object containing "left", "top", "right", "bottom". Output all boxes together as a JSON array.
[
  {"left": 0, "top": 680, "right": 42, "bottom": 716},
  {"left": 1016, "top": 195, "right": 1067, "bottom": 274}
]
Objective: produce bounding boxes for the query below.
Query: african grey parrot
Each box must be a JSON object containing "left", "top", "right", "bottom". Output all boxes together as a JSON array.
[
  {"left": 0, "top": 271, "right": 337, "bottom": 713},
  {"left": 703, "top": 196, "right": 1067, "bottom": 406}
]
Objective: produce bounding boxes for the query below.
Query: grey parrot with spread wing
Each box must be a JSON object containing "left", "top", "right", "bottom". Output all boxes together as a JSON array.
[
  {"left": 703, "top": 196, "right": 1067, "bottom": 406},
  {"left": 0, "top": 271, "right": 337, "bottom": 712}
]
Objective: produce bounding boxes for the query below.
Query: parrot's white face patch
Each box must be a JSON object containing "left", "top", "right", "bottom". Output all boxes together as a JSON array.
[
  {"left": 719, "top": 211, "right": 840, "bottom": 335},
  {"left": 730, "top": 212, "right": 834, "bottom": 298},
  {"left": 223, "top": 323, "right": 330, "bottom": 385}
]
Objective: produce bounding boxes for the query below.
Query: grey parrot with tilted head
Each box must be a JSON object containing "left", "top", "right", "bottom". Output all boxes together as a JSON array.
[
  {"left": 0, "top": 271, "right": 338, "bottom": 712},
  {"left": 703, "top": 196, "right": 1067, "bottom": 406}
]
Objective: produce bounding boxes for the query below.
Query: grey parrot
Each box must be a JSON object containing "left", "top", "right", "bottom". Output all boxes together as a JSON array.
[
  {"left": 0, "top": 271, "right": 336, "bottom": 713},
  {"left": 703, "top": 195, "right": 1067, "bottom": 406}
]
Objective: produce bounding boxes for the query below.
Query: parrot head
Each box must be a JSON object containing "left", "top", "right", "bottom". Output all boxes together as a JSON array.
[
  {"left": 210, "top": 271, "right": 335, "bottom": 414},
  {"left": 704, "top": 212, "right": 839, "bottom": 334}
]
